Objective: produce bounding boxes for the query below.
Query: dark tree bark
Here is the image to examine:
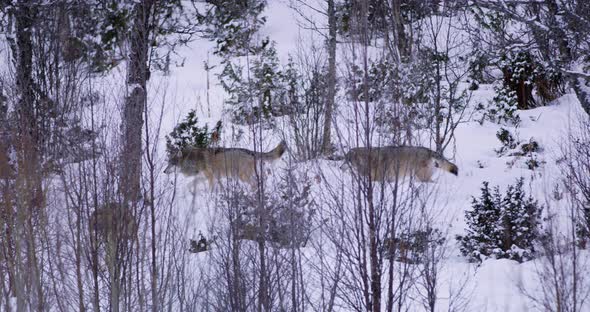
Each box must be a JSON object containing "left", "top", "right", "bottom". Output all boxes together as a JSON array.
[
  {"left": 322, "top": 0, "right": 337, "bottom": 156},
  {"left": 117, "top": 1, "right": 157, "bottom": 311},
  {"left": 571, "top": 77, "right": 590, "bottom": 117},
  {"left": 358, "top": 0, "right": 381, "bottom": 310},
  {"left": 122, "top": 0, "right": 156, "bottom": 204},
  {"left": 472, "top": 0, "right": 590, "bottom": 116},
  {"left": 389, "top": 0, "right": 409, "bottom": 61},
  {"left": 13, "top": 2, "right": 45, "bottom": 310}
]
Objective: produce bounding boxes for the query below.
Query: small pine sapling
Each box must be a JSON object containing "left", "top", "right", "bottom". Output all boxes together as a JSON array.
[
  {"left": 457, "top": 182, "right": 503, "bottom": 262},
  {"left": 487, "top": 84, "right": 521, "bottom": 125},
  {"left": 495, "top": 127, "right": 518, "bottom": 155},
  {"left": 457, "top": 178, "right": 542, "bottom": 262},
  {"left": 382, "top": 227, "right": 445, "bottom": 264},
  {"left": 165, "top": 109, "right": 222, "bottom": 156}
]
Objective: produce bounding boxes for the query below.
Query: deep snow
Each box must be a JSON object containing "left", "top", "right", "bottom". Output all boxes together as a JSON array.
[{"left": 152, "top": 1, "right": 589, "bottom": 311}]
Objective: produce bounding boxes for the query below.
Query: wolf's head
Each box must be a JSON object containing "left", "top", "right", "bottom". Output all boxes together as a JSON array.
[
  {"left": 448, "top": 163, "right": 459, "bottom": 176},
  {"left": 339, "top": 151, "right": 352, "bottom": 171},
  {"left": 433, "top": 158, "right": 459, "bottom": 176},
  {"left": 164, "top": 150, "right": 183, "bottom": 174}
]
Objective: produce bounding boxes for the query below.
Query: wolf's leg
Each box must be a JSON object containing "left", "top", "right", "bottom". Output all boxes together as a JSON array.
[
  {"left": 204, "top": 171, "right": 215, "bottom": 190},
  {"left": 240, "top": 169, "right": 257, "bottom": 190},
  {"left": 416, "top": 164, "right": 434, "bottom": 182},
  {"left": 248, "top": 177, "right": 257, "bottom": 190}
]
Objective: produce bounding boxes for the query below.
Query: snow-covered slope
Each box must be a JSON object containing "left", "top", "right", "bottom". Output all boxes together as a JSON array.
[{"left": 157, "top": 1, "right": 589, "bottom": 310}]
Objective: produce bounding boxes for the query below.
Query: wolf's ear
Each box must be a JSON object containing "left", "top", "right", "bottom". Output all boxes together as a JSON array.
[
  {"left": 163, "top": 164, "right": 174, "bottom": 174},
  {"left": 175, "top": 149, "right": 183, "bottom": 158}
]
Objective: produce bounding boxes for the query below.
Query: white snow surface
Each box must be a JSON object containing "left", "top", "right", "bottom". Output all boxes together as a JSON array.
[{"left": 145, "top": 1, "right": 590, "bottom": 311}]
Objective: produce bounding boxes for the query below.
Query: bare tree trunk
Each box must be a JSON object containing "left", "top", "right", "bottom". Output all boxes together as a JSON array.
[
  {"left": 322, "top": 0, "right": 337, "bottom": 155},
  {"left": 257, "top": 239, "right": 269, "bottom": 312},
  {"left": 89, "top": 95, "right": 101, "bottom": 312},
  {"left": 359, "top": 0, "right": 381, "bottom": 310},
  {"left": 14, "top": 2, "right": 45, "bottom": 310},
  {"left": 74, "top": 204, "right": 86, "bottom": 312},
  {"left": 122, "top": 0, "right": 156, "bottom": 204},
  {"left": 106, "top": 240, "right": 120, "bottom": 312},
  {"left": 118, "top": 1, "right": 156, "bottom": 311},
  {"left": 142, "top": 79, "right": 158, "bottom": 312},
  {"left": 389, "top": 0, "right": 409, "bottom": 61},
  {"left": 571, "top": 77, "right": 590, "bottom": 117}
]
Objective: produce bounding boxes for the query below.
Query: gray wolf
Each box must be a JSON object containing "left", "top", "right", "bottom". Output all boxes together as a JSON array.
[
  {"left": 341, "top": 146, "right": 458, "bottom": 182},
  {"left": 164, "top": 141, "right": 287, "bottom": 188},
  {"left": 89, "top": 203, "right": 138, "bottom": 244}
]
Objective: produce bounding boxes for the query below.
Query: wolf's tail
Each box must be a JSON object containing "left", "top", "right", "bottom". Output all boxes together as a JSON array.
[
  {"left": 433, "top": 154, "right": 458, "bottom": 176},
  {"left": 260, "top": 140, "right": 287, "bottom": 161}
]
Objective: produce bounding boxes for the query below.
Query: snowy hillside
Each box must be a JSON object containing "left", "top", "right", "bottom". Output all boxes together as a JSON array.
[
  {"left": 155, "top": 1, "right": 590, "bottom": 311},
  {"left": 2, "top": 0, "right": 590, "bottom": 311}
]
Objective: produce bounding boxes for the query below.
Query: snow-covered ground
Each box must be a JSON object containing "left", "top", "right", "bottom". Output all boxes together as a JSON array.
[{"left": 152, "top": 1, "right": 589, "bottom": 310}]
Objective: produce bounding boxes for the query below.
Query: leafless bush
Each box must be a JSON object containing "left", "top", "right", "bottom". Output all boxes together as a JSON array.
[
  {"left": 522, "top": 213, "right": 590, "bottom": 312},
  {"left": 562, "top": 118, "right": 590, "bottom": 246},
  {"left": 285, "top": 39, "right": 328, "bottom": 161},
  {"left": 520, "top": 115, "right": 590, "bottom": 312},
  {"left": 200, "top": 162, "right": 315, "bottom": 311}
]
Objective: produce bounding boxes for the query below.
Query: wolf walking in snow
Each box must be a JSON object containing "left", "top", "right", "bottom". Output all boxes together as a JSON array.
[
  {"left": 164, "top": 141, "right": 287, "bottom": 188},
  {"left": 89, "top": 203, "right": 138, "bottom": 245},
  {"left": 341, "top": 146, "right": 458, "bottom": 182}
]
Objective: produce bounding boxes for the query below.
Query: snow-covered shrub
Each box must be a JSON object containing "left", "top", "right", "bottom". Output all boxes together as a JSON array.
[
  {"left": 495, "top": 129, "right": 543, "bottom": 170},
  {"left": 476, "top": 50, "right": 563, "bottom": 128},
  {"left": 345, "top": 59, "right": 397, "bottom": 103},
  {"left": 220, "top": 167, "right": 315, "bottom": 249},
  {"left": 189, "top": 232, "right": 214, "bottom": 253},
  {"left": 499, "top": 51, "right": 563, "bottom": 109},
  {"left": 411, "top": 45, "right": 471, "bottom": 152},
  {"left": 467, "top": 48, "right": 493, "bottom": 87},
  {"left": 383, "top": 227, "right": 445, "bottom": 264},
  {"left": 345, "top": 58, "right": 420, "bottom": 138},
  {"left": 219, "top": 42, "right": 293, "bottom": 125},
  {"left": 521, "top": 139, "right": 540, "bottom": 154},
  {"left": 197, "top": 0, "right": 267, "bottom": 57},
  {"left": 457, "top": 178, "right": 542, "bottom": 263},
  {"left": 495, "top": 127, "right": 518, "bottom": 155},
  {"left": 368, "top": 59, "right": 424, "bottom": 137},
  {"left": 500, "top": 51, "right": 537, "bottom": 109},
  {"left": 165, "top": 110, "right": 222, "bottom": 155},
  {"left": 524, "top": 156, "right": 540, "bottom": 170},
  {"left": 562, "top": 119, "right": 590, "bottom": 249},
  {"left": 284, "top": 57, "right": 328, "bottom": 160},
  {"left": 522, "top": 139, "right": 543, "bottom": 170},
  {"left": 487, "top": 84, "right": 520, "bottom": 125}
]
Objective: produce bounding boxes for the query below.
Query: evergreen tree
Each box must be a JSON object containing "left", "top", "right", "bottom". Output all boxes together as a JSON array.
[
  {"left": 221, "top": 166, "right": 315, "bottom": 248},
  {"left": 219, "top": 42, "right": 291, "bottom": 125},
  {"left": 500, "top": 178, "right": 542, "bottom": 262},
  {"left": 488, "top": 84, "right": 520, "bottom": 125},
  {"left": 197, "top": 0, "right": 267, "bottom": 57},
  {"left": 457, "top": 178, "right": 542, "bottom": 263},
  {"left": 284, "top": 56, "right": 332, "bottom": 160},
  {"left": 457, "top": 182, "right": 503, "bottom": 262},
  {"left": 498, "top": 51, "right": 563, "bottom": 110},
  {"left": 165, "top": 110, "right": 222, "bottom": 155}
]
